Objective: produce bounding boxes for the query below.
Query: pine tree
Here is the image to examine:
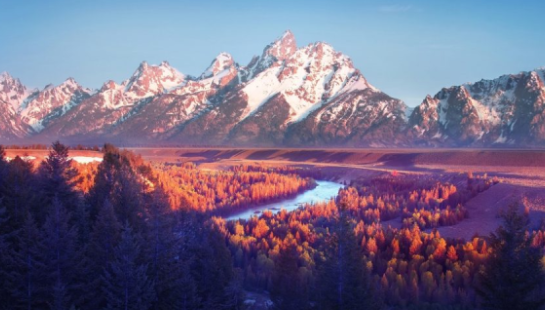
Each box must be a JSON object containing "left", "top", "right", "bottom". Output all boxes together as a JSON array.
[
  {"left": 270, "top": 237, "right": 310, "bottom": 310},
  {"left": 88, "top": 144, "right": 144, "bottom": 228},
  {"left": 41, "top": 197, "right": 82, "bottom": 310},
  {"left": 0, "top": 201, "right": 13, "bottom": 310},
  {"left": 102, "top": 222, "right": 155, "bottom": 310},
  {"left": 176, "top": 256, "right": 200, "bottom": 310},
  {"left": 74, "top": 201, "right": 91, "bottom": 247},
  {"left": 476, "top": 204, "right": 545, "bottom": 310},
  {"left": 1, "top": 156, "right": 38, "bottom": 232},
  {"left": 144, "top": 189, "right": 190, "bottom": 309},
  {"left": 316, "top": 203, "right": 382, "bottom": 310},
  {"left": 36, "top": 141, "right": 79, "bottom": 222},
  {"left": 82, "top": 199, "right": 122, "bottom": 310},
  {"left": 180, "top": 212, "right": 236, "bottom": 309},
  {"left": 6, "top": 213, "right": 47, "bottom": 309}
]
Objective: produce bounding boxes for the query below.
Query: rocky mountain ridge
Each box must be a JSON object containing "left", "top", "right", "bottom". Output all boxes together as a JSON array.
[{"left": 1, "top": 32, "right": 544, "bottom": 147}]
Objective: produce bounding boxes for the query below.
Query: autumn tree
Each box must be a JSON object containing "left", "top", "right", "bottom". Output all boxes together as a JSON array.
[{"left": 476, "top": 204, "right": 545, "bottom": 310}]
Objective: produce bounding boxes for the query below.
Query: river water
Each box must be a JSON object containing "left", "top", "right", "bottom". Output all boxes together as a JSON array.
[{"left": 225, "top": 181, "right": 344, "bottom": 221}]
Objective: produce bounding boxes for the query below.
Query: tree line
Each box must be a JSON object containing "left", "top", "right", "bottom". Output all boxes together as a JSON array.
[
  {"left": 1, "top": 142, "right": 544, "bottom": 310},
  {"left": 0, "top": 143, "right": 242, "bottom": 310}
]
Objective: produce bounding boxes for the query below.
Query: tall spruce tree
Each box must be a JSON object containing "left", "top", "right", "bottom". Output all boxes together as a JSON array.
[
  {"left": 144, "top": 189, "right": 189, "bottom": 309},
  {"left": 82, "top": 199, "right": 122, "bottom": 310},
  {"left": 316, "top": 203, "right": 382, "bottom": 310},
  {"left": 88, "top": 144, "right": 145, "bottom": 228},
  {"left": 1, "top": 156, "right": 38, "bottom": 232},
  {"left": 102, "top": 222, "right": 155, "bottom": 310},
  {"left": 6, "top": 213, "right": 47, "bottom": 310},
  {"left": 0, "top": 200, "right": 12, "bottom": 310},
  {"left": 41, "top": 197, "right": 82, "bottom": 310},
  {"left": 36, "top": 141, "right": 79, "bottom": 223},
  {"left": 177, "top": 260, "right": 200, "bottom": 310},
  {"left": 476, "top": 204, "right": 545, "bottom": 310},
  {"left": 180, "top": 212, "right": 236, "bottom": 309},
  {"left": 270, "top": 237, "right": 310, "bottom": 310}
]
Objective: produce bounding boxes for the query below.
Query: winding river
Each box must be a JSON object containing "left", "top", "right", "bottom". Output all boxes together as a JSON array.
[{"left": 225, "top": 181, "right": 344, "bottom": 221}]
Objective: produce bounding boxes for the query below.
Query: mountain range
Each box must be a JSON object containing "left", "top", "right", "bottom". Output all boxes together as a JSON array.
[{"left": 1, "top": 31, "right": 544, "bottom": 147}]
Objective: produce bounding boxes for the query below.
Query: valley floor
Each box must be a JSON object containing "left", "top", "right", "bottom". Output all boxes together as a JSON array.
[{"left": 6, "top": 147, "right": 545, "bottom": 239}]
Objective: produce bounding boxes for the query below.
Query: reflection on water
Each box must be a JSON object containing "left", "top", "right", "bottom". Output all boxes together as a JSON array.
[{"left": 225, "top": 181, "right": 344, "bottom": 221}]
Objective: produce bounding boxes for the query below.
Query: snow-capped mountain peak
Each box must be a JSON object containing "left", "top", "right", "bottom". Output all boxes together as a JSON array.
[
  {"left": 2, "top": 31, "right": 544, "bottom": 148},
  {"left": 199, "top": 52, "right": 235, "bottom": 79},
  {"left": 242, "top": 30, "right": 298, "bottom": 80},
  {"left": 19, "top": 77, "right": 91, "bottom": 132},
  {"left": 240, "top": 38, "right": 370, "bottom": 124},
  {"left": 263, "top": 30, "right": 297, "bottom": 62},
  {"left": 101, "top": 80, "right": 120, "bottom": 92},
  {"left": 409, "top": 68, "right": 545, "bottom": 145},
  {"left": 123, "top": 61, "right": 186, "bottom": 99},
  {"left": 0, "top": 72, "right": 11, "bottom": 80},
  {"left": 0, "top": 72, "right": 35, "bottom": 110}
]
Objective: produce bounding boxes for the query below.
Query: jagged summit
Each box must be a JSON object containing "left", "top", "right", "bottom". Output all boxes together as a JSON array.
[
  {"left": 0, "top": 72, "right": 36, "bottom": 111},
  {"left": 0, "top": 71, "right": 12, "bottom": 80},
  {"left": 263, "top": 30, "right": 297, "bottom": 61},
  {"left": 123, "top": 61, "right": 186, "bottom": 98},
  {"left": 200, "top": 52, "right": 236, "bottom": 79},
  {"left": 1, "top": 33, "right": 544, "bottom": 147},
  {"left": 409, "top": 68, "right": 545, "bottom": 146},
  {"left": 242, "top": 30, "right": 299, "bottom": 80}
]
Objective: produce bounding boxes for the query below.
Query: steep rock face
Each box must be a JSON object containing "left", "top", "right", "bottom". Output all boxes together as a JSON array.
[
  {"left": 0, "top": 72, "right": 35, "bottom": 110},
  {"left": 0, "top": 99, "right": 31, "bottom": 139},
  {"left": 27, "top": 30, "right": 408, "bottom": 146},
  {"left": 19, "top": 78, "right": 92, "bottom": 132},
  {"left": 229, "top": 93, "right": 292, "bottom": 145},
  {"left": 241, "top": 30, "right": 297, "bottom": 81},
  {"left": 410, "top": 68, "right": 545, "bottom": 146},
  {"left": 113, "top": 53, "right": 240, "bottom": 140},
  {"left": 0, "top": 73, "right": 34, "bottom": 139},
  {"left": 2, "top": 30, "right": 545, "bottom": 147},
  {"left": 123, "top": 61, "right": 186, "bottom": 99},
  {"left": 176, "top": 86, "right": 249, "bottom": 145},
  {"left": 39, "top": 80, "right": 135, "bottom": 138},
  {"left": 39, "top": 62, "right": 187, "bottom": 139},
  {"left": 223, "top": 39, "right": 407, "bottom": 145},
  {"left": 286, "top": 76, "right": 408, "bottom": 146}
]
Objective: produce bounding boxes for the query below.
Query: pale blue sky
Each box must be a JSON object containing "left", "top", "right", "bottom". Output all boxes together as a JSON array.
[{"left": 1, "top": 0, "right": 544, "bottom": 106}]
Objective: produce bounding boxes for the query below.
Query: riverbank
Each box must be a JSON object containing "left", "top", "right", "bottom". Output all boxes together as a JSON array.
[{"left": 224, "top": 180, "right": 344, "bottom": 221}]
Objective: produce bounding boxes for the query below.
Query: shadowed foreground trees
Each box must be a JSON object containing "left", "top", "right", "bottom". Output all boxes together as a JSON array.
[
  {"left": 102, "top": 223, "right": 155, "bottom": 310},
  {"left": 0, "top": 142, "right": 243, "bottom": 310},
  {"left": 477, "top": 204, "right": 545, "bottom": 310},
  {"left": 3, "top": 142, "right": 545, "bottom": 310},
  {"left": 270, "top": 239, "right": 310, "bottom": 310},
  {"left": 316, "top": 203, "right": 382, "bottom": 310}
]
